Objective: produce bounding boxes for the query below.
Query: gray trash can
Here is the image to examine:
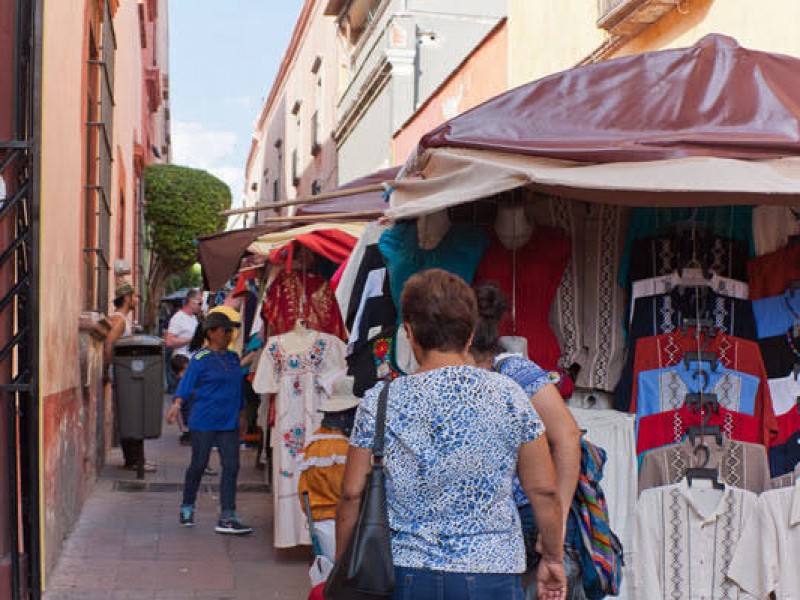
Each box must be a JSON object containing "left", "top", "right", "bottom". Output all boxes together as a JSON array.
[{"left": 112, "top": 335, "right": 164, "bottom": 441}]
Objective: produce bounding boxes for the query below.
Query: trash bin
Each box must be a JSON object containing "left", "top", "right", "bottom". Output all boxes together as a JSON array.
[{"left": 112, "top": 335, "right": 164, "bottom": 441}]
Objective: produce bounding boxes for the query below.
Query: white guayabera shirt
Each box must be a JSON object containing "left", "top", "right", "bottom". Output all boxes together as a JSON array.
[
  {"left": 635, "top": 480, "right": 759, "bottom": 599},
  {"left": 727, "top": 481, "right": 800, "bottom": 599}
]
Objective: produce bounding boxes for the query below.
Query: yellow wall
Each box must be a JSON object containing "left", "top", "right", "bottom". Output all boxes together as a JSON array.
[
  {"left": 614, "top": 0, "right": 800, "bottom": 58},
  {"left": 508, "top": 0, "right": 607, "bottom": 87},
  {"left": 508, "top": 0, "right": 800, "bottom": 89},
  {"left": 40, "top": 0, "right": 84, "bottom": 395}
]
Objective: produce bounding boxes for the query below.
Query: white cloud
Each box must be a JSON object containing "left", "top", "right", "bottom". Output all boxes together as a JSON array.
[{"left": 171, "top": 121, "right": 244, "bottom": 198}]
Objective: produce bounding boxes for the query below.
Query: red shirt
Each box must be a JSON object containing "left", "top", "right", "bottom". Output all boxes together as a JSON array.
[
  {"left": 747, "top": 243, "right": 800, "bottom": 300},
  {"left": 637, "top": 405, "right": 763, "bottom": 455},
  {"left": 631, "top": 330, "right": 778, "bottom": 446},
  {"left": 474, "top": 227, "right": 571, "bottom": 394}
]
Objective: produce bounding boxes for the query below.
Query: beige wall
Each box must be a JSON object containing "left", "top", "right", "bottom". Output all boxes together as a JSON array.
[
  {"left": 508, "top": 0, "right": 606, "bottom": 87},
  {"left": 614, "top": 0, "right": 800, "bottom": 57}
]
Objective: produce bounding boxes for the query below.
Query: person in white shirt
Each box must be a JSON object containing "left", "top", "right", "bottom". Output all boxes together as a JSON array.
[{"left": 165, "top": 289, "right": 201, "bottom": 358}]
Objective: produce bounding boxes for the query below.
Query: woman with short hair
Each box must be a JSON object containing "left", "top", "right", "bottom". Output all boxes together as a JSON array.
[{"left": 337, "top": 268, "right": 566, "bottom": 600}]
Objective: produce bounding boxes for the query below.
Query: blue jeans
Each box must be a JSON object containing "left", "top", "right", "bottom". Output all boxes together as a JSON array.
[
  {"left": 182, "top": 429, "right": 239, "bottom": 516},
  {"left": 393, "top": 568, "right": 524, "bottom": 600}
]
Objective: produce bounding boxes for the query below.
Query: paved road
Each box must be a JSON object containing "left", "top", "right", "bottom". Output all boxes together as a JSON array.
[{"left": 44, "top": 413, "right": 313, "bottom": 599}]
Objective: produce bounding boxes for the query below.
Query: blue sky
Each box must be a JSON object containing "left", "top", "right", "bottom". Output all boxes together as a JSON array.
[{"left": 169, "top": 1, "right": 305, "bottom": 208}]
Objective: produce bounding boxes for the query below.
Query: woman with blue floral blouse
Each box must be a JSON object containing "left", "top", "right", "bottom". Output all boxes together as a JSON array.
[{"left": 337, "top": 269, "right": 567, "bottom": 600}]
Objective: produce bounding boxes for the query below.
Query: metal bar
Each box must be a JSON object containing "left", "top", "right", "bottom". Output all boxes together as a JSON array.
[
  {"left": 0, "top": 230, "right": 30, "bottom": 270},
  {"left": 0, "top": 329, "right": 26, "bottom": 371},
  {"left": 0, "top": 276, "right": 30, "bottom": 315},
  {"left": 0, "top": 385, "right": 30, "bottom": 394},
  {"left": 218, "top": 183, "right": 386, "bottom": 217},
  {"left": 86, "top": 121, "right": 112, "bottom": 157},
  {"left": 0, "top": 142, "right": 28, "bottom": 150},
  {"left": 0, "top": 148, "right": 23, "bottom": 175},
  {"left": 0, "top": 179, "right": 31, "bottom": 222}
]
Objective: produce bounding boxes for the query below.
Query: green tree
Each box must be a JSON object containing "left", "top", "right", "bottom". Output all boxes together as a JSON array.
[{"left": 143, "top": 164, "right": 230, "bottom": 329}]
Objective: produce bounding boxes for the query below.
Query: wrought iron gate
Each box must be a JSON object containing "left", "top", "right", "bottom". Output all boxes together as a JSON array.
[{"left": 0, "top": 0, "right": 42, "bottom": 597}]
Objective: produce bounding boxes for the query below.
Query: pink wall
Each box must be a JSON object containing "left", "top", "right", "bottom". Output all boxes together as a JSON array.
[{"left": 392, "top": 22, "right": 509, "bottom": 165}]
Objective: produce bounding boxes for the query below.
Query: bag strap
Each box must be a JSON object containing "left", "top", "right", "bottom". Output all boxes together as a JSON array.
[{"left": 372, "top": 382, "right": 390, "bottom": 464}]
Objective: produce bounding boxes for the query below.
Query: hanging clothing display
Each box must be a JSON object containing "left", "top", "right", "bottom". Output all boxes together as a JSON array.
[
  {"left": 251, "top": 330, "right": 346, "bottom": 548},
  {"left": 619, "top": 206, "right": 754, "bottom": 288},
  {"left": 624, "top": 331, "right": 776, "bottom": 446},
  {"left": 752, "top": 205, "right": 800, "bottom": 256},
  {"left": 569, "top": 408, "right": 637, "bottom": 600},
  {"left": 261, "top": 270, "right": 347, "bottom": 341},
  {"left": 626, "top": 231, "right": 749, "bottom": 289},
  {"left": 746, "top": 242, "right": 800, "bottom": 300},
  {"left": 347, "top": 326, "right": 402, "bottom": 397},
  {"left": 727, "top": 481, "right": 800, "bottom": 599},
  {"left": 335, "top": 222, "right": 389, "bottom": 330},
  {"left": 628, "top": 288, "right": 756, "bottom": 341},
  {"left": 634, "top": 481, "right": 758, "bottom": 599},
  {"left": 638, "top": 437, "right": 771, "bottom": 494},
  {"left": 379, "top": 220, "right": 488, "bottom": 315},
  {"left": 546, "top": 200, "right": 629, "bottom": 392},
  {"left": 630, "top": 269, "right": 749, "bottom": 314},
  {"left": 752, "top": 290, "right": 800, "bottom": 338},
  {"left": 635, "top": 361, "right": 760, "bottom": 426},
  {"left": 637, "top": 404, "right": 764, "bottom": 454},
  {"left": 473, "top": 225, "right": 570, "bottom": 383}
]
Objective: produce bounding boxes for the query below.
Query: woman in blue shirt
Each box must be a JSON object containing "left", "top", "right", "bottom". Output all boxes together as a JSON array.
[
  {"left": 338, "top": 269, "right": 567, "bottom": 600},
  {"left": 166, "top": 311, "right": 252, "bottom": 535}
]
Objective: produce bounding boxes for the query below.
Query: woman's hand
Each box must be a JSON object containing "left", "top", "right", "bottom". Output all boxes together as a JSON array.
[
  {"left": 166, "top": 402, "right": 181, "bottom": 425},
  {"left": 536, "top": 558, "right": 567, "bottom": 600}
]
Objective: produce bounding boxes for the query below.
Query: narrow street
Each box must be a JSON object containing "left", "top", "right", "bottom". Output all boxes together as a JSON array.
[{"left": 43, "top": 401, "right": 312, "bottom": 599}]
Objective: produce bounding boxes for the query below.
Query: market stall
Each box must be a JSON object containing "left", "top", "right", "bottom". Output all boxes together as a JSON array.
[{"left": 340, "top": 34, "right": 800, "bottom": 599}]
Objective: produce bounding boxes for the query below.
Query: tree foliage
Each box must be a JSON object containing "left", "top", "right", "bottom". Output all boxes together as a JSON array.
[
  {"left": 141, "top": 164, "right": 231, "bottom": 330},
  {"left": 144, "top": 164, "right": 230, "bottom": 270}
]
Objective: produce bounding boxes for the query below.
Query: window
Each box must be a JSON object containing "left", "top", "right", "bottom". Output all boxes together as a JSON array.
[
  {"left": 83, "top": 0, "right": 115, "bottom": 313},
  {"left": 292, "top": 148, "right": 300, "bottom": 187}
]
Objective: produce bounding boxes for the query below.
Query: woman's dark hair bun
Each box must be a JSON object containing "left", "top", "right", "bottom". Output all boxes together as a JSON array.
[{"left": 474, "top": 282, "right": 507, "bottom": 324}]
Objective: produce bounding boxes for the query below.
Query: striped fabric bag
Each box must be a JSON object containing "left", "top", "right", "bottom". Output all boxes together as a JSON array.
[{"left": 570, "top": 438, "right": 624, "bottom": 599}]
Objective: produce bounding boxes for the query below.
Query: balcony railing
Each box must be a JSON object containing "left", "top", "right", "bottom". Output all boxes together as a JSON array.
[{"left": 597, "top": 0, "right": 680, "bottom": 36}]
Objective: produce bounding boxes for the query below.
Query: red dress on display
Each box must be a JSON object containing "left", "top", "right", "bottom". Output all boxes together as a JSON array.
[
  {"left": 474, "top": 226, "right": 572, "bottom": 395},
  {"left": 262, "top": 270, "right": 347, "bottom": 341}
]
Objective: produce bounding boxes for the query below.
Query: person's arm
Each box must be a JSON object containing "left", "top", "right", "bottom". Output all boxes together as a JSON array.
[
  {"left": 103, "top": 316, "right": 125, "bottom": 382},
  {"left": 334, "top": 446, "right": 372, "bottom": 559},
  {"left": 166, "top": 358, "right": 199, "bottom": 424},
  {"left": 164, "top": 330, "right": 193, "bottom": 350},
  {"left": 530, "top": 383, "right": 581, "bottom": 525},
  {"left": 518, "top": 435, "right": 566, "bottom": 599}
]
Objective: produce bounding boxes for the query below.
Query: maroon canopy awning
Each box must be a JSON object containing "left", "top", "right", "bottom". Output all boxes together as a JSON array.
[
  {"left": 296, "top": 165, "right": 399, "bottom": 216},
  {"left": 417, "top": 34, "right": 800, "bottom": 165},
  {"left": 197, "top": 225, "right": 281, "bottom": 291}
]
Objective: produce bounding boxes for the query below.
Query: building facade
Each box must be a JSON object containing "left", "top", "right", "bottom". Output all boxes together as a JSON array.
[
  {"left": 244, "top": 0, "right": 339, "bottom": 223},
  {"left": 0, "top": 0, "right": 170, "bottom": 594}
]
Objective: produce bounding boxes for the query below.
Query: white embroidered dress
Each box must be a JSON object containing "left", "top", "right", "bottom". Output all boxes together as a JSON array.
[{"left": 253, "top": 331, "right": 346, "bottom": 548}]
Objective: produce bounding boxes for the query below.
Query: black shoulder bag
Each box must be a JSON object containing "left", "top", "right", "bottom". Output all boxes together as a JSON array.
[{"left": 324, "top": 383, "right": 395, "bottom": 600}]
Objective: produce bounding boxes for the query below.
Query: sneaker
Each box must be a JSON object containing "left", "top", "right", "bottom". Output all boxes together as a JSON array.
[
  {"left": 179, "top": 506, "right": 194, "bottom": 527},
  {"left": 203, "top": 466, "right": 218, "bottom": 477},
  {"left": 215, "top": 516, "right": 253, "bottom": 535}
]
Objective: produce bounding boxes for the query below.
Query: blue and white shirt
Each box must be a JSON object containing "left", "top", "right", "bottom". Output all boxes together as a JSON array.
[
  {"left": 494, "top": 354, "right": 556, "bottom": 507},
  {"left": 350, "top": 366, "right": 544, "bottom": 573},
  {"left": 635, "top": 361, "right": 760, "bottom": 436}
]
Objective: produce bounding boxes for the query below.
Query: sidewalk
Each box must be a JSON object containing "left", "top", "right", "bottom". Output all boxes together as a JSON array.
[{"left": 43, "top": 408, "right": 313, "bottom": 599}]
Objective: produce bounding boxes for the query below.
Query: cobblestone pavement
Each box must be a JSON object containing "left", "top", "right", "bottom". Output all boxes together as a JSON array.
[{"left": 44, "top": 412, "right": 313, "bottom": 599}]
